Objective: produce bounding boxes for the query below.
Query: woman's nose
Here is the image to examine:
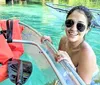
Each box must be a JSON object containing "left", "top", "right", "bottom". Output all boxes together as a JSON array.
[{"left": 70, "top": 24, "right": 77, "bottom": 31}]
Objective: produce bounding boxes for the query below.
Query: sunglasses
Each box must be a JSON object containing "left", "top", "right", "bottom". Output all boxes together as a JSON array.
[{"left": 65, "top": 19, "right": 85, "bottom": 32}]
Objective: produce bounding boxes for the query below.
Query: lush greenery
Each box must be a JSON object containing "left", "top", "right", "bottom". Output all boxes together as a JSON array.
[
  {"left": 44, "top": 0, "right": 100, "bottom": 9},
  {"left": 58, "top": 0, "right": 100, "bottom": 9}
]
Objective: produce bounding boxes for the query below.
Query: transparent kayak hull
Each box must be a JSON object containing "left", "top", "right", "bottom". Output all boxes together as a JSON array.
[{"left": 0, "top": 22, "right": 86, "bottom": 85}]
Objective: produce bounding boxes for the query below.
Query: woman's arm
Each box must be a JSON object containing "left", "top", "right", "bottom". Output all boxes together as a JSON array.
[
  {"left": 77, "top": 47, "right": 97, "bottom": 84},
  {"left": 55, "top": 50, "right": 76, "bottom": 70}
]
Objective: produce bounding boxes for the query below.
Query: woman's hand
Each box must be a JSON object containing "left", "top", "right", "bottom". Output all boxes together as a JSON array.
[
  {"left": 41, "top": 35, "right": 52, "bottom": 43},
  {"left": 55, "top": 50, "right": 76, "bottom": 69},
  {"left": 55, "top": 50, "right": 70, "bottom": 62}
]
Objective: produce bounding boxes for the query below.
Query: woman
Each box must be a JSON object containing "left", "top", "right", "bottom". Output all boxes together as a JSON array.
[{"left": 41, "top": 5, "right": 99, "bottom": 84}]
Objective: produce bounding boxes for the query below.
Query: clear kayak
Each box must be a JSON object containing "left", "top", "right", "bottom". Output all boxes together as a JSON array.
[{"left": 0, "top": 21, "right": 87, "bottom": 85}]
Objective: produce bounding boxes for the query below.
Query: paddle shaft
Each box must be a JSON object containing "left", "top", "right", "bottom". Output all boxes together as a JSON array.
[{"left": 16, "top": 61, "right": 23, "bottom": 85}]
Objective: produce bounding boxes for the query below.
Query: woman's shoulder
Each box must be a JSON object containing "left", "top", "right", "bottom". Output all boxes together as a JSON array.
[
  {"left": 61, "top": 35, "right": 67, "bottom": 40},
  {"left": 59, "top": 36, "right": 65, "bottom": 43},
  {"left": 60, "top": 36, "right": 67, "bottom": 42},
  {"left": 59, "top": 36, "right": 67, "bottom": 50},
  {"left": 81, "top": 41, "right": 95, "bottom": 52},
  {"left": 80, "top": 41, "right": 96, "bottom": 59},
  {"left": 79, "top": 41, "right": 98, "bottom": 73}
]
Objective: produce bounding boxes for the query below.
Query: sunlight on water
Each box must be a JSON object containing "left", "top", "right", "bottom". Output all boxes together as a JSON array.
[{"left": 0, "top": 4, "right": 100, "bottom": 66}]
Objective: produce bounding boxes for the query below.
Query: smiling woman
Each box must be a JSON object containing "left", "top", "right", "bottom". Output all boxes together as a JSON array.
[
  {"left": 41, "top": 5, "right": 99, "bottom": 84},
  {"left": 58, "top": 5, "right": 99, "bottom": 85}
]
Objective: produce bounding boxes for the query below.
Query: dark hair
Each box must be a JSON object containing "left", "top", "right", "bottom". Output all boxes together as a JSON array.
[{"left": 66, "top": 5, "right": 93, "bottom": 28}]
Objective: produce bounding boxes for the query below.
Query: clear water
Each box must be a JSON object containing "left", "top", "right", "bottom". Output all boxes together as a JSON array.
[{"left": 0, "top": 4, "right": 100, "bottom": 67}]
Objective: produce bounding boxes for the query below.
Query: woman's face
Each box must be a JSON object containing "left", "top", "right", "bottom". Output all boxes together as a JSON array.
[{"left": 65, "top": 10, "right": 89, "bottom": 43}]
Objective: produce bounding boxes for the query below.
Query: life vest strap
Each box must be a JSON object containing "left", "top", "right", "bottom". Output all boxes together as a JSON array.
[
  {"left": 0, "top": 30, "right": 7, "bottom": 38},
  {"left": 0, "top": 20, "right": 13, "bottom": 43},
  {"left": 6, "top": 20, "right": 13, "bottom": 43}
]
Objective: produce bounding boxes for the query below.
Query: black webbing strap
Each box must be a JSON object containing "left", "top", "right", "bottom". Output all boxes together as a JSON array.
[
  {"left": 0, "top": 20, "right": 13, "bottom": 42},
  {"left": 0, "top": 30, "right": 7, "bottom": 38},
  {"left": 6, "top": 20, "right": 13, "bottom": 43}
]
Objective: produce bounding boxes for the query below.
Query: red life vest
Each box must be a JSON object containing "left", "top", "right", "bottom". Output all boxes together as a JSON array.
[
  {"left": 0, "top": 32, "right": 13, "bottom": 82},
  {"left": 0, "top": 19, "right": 24, "bottom": 82},
  {"left": 0, "top": 19, "right": 24, "bottom": 59}
]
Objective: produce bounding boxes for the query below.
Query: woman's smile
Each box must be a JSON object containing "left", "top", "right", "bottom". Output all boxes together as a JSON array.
[{"left": 68, "top": 31, "right": 78, "bottom": 36}]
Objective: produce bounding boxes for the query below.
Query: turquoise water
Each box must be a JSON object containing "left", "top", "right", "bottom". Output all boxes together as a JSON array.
[{"left": 0, "top": 4, "right": 100, "bottom": 66}]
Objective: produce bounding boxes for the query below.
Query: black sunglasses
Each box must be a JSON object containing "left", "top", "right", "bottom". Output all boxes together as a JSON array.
[{"left": 65, "top": 19, "right": 85, "bottom": 32}]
